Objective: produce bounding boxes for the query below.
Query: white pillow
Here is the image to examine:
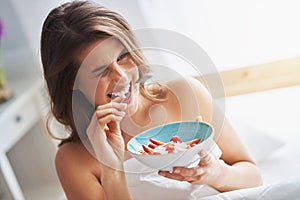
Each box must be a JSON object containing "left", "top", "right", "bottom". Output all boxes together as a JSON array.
[{"left": 230, "top": 118, "right": 285, "bottom": 163}]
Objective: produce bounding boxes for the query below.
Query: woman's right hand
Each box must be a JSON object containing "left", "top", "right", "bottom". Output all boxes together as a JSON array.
[{"left": 86, "top": 98, "right": 127, "bottom": 170}]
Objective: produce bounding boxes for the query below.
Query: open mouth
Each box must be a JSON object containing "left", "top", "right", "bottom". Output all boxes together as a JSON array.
[{"left": 107, "top": 82, "right": 132, "bottom": 101}]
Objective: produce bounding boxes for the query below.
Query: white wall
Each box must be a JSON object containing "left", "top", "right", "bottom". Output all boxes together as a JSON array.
[
  {"left": 8, "top": 0, "right": 147, "bottom": 55},
  {"left": 2, "top": 0, "right": 300, "bottom": 77},
  {"left": 139, "top": 0, "right": 300, "bottom": 71},
  {"left": 0, "top": 0, "right": 148, "bottom": 79}
]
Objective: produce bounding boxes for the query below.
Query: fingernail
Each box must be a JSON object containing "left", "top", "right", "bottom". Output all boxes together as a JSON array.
[
  {"left": 120, "top": 111, "right": 126, "bottom": 116},
  {"left": 120, "top": 103, "right": 127, "bottom": 108},
  {"left": 199, "top": 151, "right": 207, "bottom": 158},
  {"left": 173, "top": 169, "right": 180, "bottom": 174},
  {"left": 196, "top": 168, "right": 203, "bottom": 175},
  {"left": 196, "top": 116, "right": 203, "bottom": 122},
  {"left": 158, "top": 171, "right": 165, "bottom": 176}
]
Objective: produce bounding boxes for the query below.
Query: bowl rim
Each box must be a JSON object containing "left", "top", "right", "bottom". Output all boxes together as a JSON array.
[{"left": 126, "top": 120, "right": 214, "bottom": 156}]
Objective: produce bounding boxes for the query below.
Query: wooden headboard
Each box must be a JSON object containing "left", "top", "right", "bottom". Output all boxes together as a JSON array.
[{"left": 196, "top": 56, "right": 300, "bottom": 97}]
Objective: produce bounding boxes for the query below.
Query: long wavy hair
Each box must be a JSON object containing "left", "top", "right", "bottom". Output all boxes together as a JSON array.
[{"left": 40, "top": 1, "right": 167, "bottom": 145}]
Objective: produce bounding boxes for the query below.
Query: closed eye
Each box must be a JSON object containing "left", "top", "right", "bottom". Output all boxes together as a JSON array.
[
  {"left": 91, "top": 49, "right": 130, "bottom": 77},
  {"left": 92, "top": 65, "right": 108, "bottom": 77},
  {"left": 117, "top": 51, "right": 130, "bottom": 63}
]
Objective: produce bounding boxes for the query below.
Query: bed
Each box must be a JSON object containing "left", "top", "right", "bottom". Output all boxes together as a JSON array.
[
  {"left": 58, "top": 78, "right": 300, "bottom": 200},
  {"left": 196, "top": 84, "right": 300, "bottom": 199},
  {"left": 123, "top": 84, "right": 300, "bottom": 200}
]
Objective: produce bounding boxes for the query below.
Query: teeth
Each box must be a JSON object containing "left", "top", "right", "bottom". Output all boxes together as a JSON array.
[{"left": 109, "top": 84, "right": 130, "bottom": 98}]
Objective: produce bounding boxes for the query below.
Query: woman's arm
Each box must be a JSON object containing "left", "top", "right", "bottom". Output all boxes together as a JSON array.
[
  {"left": 213, "top": 117, "right": 263, "bottom": 191},
  {"left": 55, "top": 141, "right": 132, "bottom": 200},
  {"left": 55, "top": 98, "right": 132, "bottom": 200},
  {"left": 159, "top": 77, "right": 263, "bottom": 191},
  {"left": 100, "top": 165, "right": 132, "bottom": 200},
  {"left": 55, "top": 142, "right": 105, "bottom": 200}
]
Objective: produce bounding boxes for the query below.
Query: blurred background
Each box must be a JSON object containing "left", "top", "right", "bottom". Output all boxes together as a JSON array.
[{"left": 0, "top": 0, "right": 299, "bottom": 199}]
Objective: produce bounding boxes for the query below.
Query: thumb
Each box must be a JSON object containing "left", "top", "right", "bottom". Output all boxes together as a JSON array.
[
  {"left": 107, "top": 118, "right": 120, "bottom": 129},
  {"left": 106, "top": 120, "right": 121, "bottom": 135},
  {"left": 198, "top": 150, "right": 212, "bottom": 166},
  {"left": 195, "top": 116, "right": 203, "bottom": 122}
]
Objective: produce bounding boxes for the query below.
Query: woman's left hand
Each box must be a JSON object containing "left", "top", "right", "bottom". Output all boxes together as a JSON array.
[{"left": 158, "top": 150, "right": 227, "bottom": 188}]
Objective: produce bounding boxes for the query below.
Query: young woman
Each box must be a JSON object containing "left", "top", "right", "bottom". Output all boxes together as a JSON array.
[{"left": 40, "top": 1, "right": 262, "bottom": 199}]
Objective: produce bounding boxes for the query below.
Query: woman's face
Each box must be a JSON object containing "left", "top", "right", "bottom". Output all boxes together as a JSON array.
[{"left": 75, "top": 38, "right": 140, "bottom": 115}]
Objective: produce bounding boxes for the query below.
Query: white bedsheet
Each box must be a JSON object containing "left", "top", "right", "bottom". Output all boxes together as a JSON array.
[
  {"left": 201, "top": 85, "right": 300, "bottom": 199},
  {"left": 195, "top": 140, "right": 300, "bottom": 200},
  {"left": 258, "top": 142, "right": 300, "bottom": 185},
  {"left": 124, "top": 137, "right": 300, "bottom": 200},
  {"left": 199, "top": 180, "right": 300, "bottom": 200},
  {"left": 124, "top": 142, "right": 222, "bottom": 200},
  {"left": 126, "top": 85, "right": 300, "bottom": 199}
]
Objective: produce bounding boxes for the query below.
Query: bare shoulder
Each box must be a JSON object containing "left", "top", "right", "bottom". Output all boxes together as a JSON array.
[
  {"left": 55, "top": 141, "right": 95, "bottom": 169},
  {"left": 55, "top": 141, "right": 104, "bottom": 199},
  {"left": 164, "top": 77, "right": 213, "bottom": 121},
  {"left": 165, "top": 78, "right": 255, "bottom": 165},
  {"left": 166, "top": 77, "right": 210, "bottom": 96}
]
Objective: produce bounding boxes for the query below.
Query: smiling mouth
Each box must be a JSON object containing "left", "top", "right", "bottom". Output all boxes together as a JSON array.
[{"left": 107, "top": 83, "right": 132, "bottom": 101}]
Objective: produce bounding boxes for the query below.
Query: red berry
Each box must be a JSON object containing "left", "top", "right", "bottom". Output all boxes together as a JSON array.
[
  {"left": 187, "top": 138, "right": 202, "bottom": 147},
  {"left": 170, "top": 135, "right": 182, "bottom": 143},
  {"left": 165, "top": 145, "right": 175, "bottom": 153},
  {"left": 148, "top": 143, "right": 156, "bottom": 149},
  {"left": 149, "top": 138, "right": 164, "bottom": 145},
  {"left": 142, "top": 144, "right": 154, "bottom": 154}
]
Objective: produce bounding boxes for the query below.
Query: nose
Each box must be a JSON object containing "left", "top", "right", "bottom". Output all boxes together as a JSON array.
[{"left": 110, "top": 61, "right": 129, "bottom": 83}]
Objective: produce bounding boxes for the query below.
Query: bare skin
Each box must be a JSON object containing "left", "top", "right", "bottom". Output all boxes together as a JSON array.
[{"left": 55, "top": 39, "right": 262, "bottom": 200}]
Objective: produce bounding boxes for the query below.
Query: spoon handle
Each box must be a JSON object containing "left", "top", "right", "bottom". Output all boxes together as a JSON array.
[{"left": 136, "top": 73, "right": 153, "bottom": 84}]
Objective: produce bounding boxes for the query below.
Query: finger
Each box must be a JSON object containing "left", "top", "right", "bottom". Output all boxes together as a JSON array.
[
  {"left": 86, "top": 113, "right": 107, "bottom": 141},
  {"left": 95, "top": 107, "right": 126, "bottom": 119},
  {"left": 187, "top": 175, "right": 204, "bottom": 184},
  {"left": 172, "top": 166, "right": 204, "bottom": 177},
  {"left": 98, "top": 114, "right": 123, "bottom": 127},
  {"left": 159, "top": 170, "right": 203, "bottom": 182},
  {"left": 101, "top": 115, "right": 122, "bottom": 137},
  {"left": 195, "top": 116, "right": 203, "bottom": 122},
  {"left": 97, "top": 102, "right": 127, "bottom": 112},
  {"left": 198, "top": 150, "right": 212, "bottom": 166},
  {"left": 113, "top": 102, "right": 127, "bottom": 111},
  {"left": 112, "top": 95, "right": 130, "bottom": 104},
  {"left": 173, "top": 166, "right": 205, "bottom": 183},
  {"left": 112, "top": 96, "right": 125, "bottom": 103},
  {"left": 158, "top": 171, "right": 186, "bottom": 181},
  {"left": 199, "top": 150, "right": 207, "bottom": 158}
]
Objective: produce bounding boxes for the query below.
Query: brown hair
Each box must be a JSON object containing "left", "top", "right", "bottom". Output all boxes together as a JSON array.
[{"left": 40, "top": 1, "right": 167, "bottom": 145}]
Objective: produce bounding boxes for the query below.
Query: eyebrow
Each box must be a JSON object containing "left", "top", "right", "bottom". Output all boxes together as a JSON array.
[
  {"left": 91, "top": 65, "right": 107, "bottom": 74},
  {"left": 90, "top": 47, "right": 127, "bottom": 74}
]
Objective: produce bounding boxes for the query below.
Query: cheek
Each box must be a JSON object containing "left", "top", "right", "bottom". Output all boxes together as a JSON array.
[
  {"left": 126, "top": 87, "right": 140, "bottom": 116},
  {"left": 76, "top": 79, "right": 96, "bottom": 105},
  {"left": 127, "top": 59, "right": 139, "bottom": 77},
  {"left": 94, "top": 80, "right": 109, "bottom": 105},
  {"left": 78, "top": 77, "right": 108, "bottom": 106},
  {"left": 130, "top": 67, "right": 139, "bottom": 82}
]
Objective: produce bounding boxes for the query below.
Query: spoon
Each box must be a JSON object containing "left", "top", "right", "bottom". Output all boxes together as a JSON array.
[{"left": 135, "top": 73, "right": 153, "bottom": 84}]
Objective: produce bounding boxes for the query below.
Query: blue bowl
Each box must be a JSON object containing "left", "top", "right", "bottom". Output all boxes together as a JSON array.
[{"left": 127, "top": 121, "right": 214, "bottom": 170}]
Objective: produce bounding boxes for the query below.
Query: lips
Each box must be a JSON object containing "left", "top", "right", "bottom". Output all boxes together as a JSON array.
[{"left": 107, "top": 82, "right": 132, "bottom": 101}]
